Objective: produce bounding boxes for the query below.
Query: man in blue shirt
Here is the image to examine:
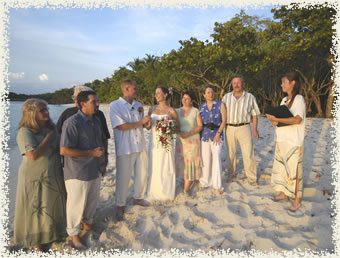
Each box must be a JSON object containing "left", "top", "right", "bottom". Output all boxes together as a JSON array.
[{"left": 60, "top": 91, "right": 108, "bottom": 250}]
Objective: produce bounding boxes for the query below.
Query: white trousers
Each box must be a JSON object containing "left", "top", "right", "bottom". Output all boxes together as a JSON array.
[
  {"left": 65, "top": 176, "right": 101, "bottom": 236},
  {"left": 199, "top": 140, "right": 223, "bottom": 190},
  {"left": 226, "top": 124, "right": 257, "bottom": 181},
  {"left": 116, "top": 151, "right": 148, "bottom": 207}
]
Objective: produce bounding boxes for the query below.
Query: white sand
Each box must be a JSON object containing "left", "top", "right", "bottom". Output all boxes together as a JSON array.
[{"left": 7, "top": 104, "right": 334, "bottom": 253}]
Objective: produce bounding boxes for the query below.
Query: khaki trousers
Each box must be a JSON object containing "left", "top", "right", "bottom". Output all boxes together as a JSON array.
[
  {"left": 65, "top": 176, "right": 101, "bottom": 236},
  {"left": 116, "top": 151, "right": 148, "bottom": 207},
  {"left": 226, "top": 124, "right": 257, "bottom": 181}
]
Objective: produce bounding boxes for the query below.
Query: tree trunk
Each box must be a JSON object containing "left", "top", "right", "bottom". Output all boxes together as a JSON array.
[
  {"left": 325, "top": 86, "right": 335, "bottom": 118},
  {"left": 219, "top": 89, "right": 225, "bottom": 100},
  {"left": 310, "top": 91, "right": 324, "bottom": 117},
  {"left": 303, "top": 90, "right": 312, "bottom": 116}
]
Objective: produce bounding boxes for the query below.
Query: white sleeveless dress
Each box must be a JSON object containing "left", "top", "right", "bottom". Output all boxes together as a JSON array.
[{"left": 147, "top": 114, "right": 176, "bottom": 201}]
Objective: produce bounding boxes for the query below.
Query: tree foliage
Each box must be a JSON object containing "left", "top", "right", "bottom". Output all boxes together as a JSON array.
[{"left": 10, "top": 4, "right": 336, "bottom": 117}]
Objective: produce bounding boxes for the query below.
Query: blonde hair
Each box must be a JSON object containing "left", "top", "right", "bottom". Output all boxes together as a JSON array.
[{"left": 18, "top": 98, "right": 54, "bottom": 133}]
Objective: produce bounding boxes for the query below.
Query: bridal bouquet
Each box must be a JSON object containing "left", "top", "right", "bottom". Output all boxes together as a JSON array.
[{"left": 155, "top": 117, "right": 176, "bottom": 151}]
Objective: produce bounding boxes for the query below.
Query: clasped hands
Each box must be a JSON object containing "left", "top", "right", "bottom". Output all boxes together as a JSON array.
[
  {"left": 266, "top": 114, "right": 279, "bottom": 126},
  {"left": 141, "top": 115, "right": 151, "bottom": 128}
]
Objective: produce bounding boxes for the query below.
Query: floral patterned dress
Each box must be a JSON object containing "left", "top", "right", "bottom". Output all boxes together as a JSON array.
[{"left": 175, "top": 107, "right": 202, "bottom": 181}]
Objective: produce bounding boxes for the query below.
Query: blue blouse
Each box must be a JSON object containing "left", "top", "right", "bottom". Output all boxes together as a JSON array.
[{"left": 199, "top": 100, "right": 224, "bottom": 142}]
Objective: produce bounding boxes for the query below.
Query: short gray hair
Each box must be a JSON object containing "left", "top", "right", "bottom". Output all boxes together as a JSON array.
[
  {"left": 72, "top": 85, "right": 94, "bottom": 100},
  {"left": 74, "top": 85, "right": 93, "bottom": 94},
  {"left": 231, "top": 75, "right": 245, "bottom": 84}
]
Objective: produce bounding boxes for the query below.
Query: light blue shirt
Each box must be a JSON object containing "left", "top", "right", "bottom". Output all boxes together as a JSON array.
[{"left": 60, "top": 110, "right": 106, "bottom": 181}]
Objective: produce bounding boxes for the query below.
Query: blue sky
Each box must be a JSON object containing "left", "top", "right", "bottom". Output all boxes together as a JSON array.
[{"left": 8, "top": 6, "right": 275, "bottom": 94}]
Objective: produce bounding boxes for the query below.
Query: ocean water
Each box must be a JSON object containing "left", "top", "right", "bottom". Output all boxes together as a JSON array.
[
  {"left": 5, "top": 101, "right": 70, "bottom": 221},
  {"left": 7, "top": 101, "right": 69, "bottom": 149}
]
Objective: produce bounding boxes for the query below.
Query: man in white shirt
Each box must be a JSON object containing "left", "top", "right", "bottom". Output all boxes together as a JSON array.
[
  {"left": 222, "top": 76, "right": 260, "bottom": 185},
  {"left": 110, "top": 80, "right": 151, "bottom": 221}
]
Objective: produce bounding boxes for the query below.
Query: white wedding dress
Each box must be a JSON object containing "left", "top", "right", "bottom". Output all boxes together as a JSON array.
[{"left": 147, "top": 114, "right": 176, "bottom": 201}]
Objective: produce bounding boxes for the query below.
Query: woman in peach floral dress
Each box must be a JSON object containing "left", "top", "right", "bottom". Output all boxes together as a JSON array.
[{"left": 175, "top": 91, "right": 203, "bottom": 196}]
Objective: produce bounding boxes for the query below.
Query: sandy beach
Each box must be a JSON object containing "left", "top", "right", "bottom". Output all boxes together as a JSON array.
[{"left": 7, "top": 103, "right": 334, "bottom": 254}]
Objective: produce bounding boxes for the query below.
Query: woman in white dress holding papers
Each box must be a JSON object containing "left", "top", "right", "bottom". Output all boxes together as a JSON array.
[
  {"left": 266, "top": 71, "right": 306, "bottom": 212},
  {"left": 146, "top": 87, "right": 180, "bottom": 201}
]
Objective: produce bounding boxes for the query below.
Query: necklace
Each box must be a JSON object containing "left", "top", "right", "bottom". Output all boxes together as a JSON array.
[
  {"left": 285, "top": 97, "right": 292, "bottom": 104},
  {"left": 157, "top": 105, "right": 168, "bottom": 113}
]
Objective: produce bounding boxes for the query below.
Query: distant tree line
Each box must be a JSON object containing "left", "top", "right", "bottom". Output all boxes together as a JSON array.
[
  {"left": 8, "top": 4, "right": 337, "bottom": 117},
  {"left": 8, "top": 88, "right": 74, "bottom": 104}
]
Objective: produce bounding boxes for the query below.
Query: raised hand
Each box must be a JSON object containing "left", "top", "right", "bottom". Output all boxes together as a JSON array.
[{"left": 45, "top": 129, "right": 56, "bottom": 142}]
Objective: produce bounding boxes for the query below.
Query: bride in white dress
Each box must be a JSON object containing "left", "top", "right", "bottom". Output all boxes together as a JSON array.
[{"left": 146, "top": 87, "right": 180, "bottom": 201}]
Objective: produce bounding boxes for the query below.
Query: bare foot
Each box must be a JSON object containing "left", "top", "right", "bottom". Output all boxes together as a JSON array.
[
  {"left": 26, "top": 245, "right": 40, "bottom": 253},
  {"left": 273, "top": 192, "right": 288, "bottom": 202},
  {"left": 289, "top": 199, "right": 301, "bottom": 212},
  {"left": 71, "top": 235, "right": 86, "bottom": 250}
]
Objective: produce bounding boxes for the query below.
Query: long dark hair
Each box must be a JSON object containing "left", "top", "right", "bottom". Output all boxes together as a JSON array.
[
  {"left": 157, "top": 86, "right": 170, "bottom": 100},
  {"left": 283, "top": 71, "right": 302, "bottom": 108}
]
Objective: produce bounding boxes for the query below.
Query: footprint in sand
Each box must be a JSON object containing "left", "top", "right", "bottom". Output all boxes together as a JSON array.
[{"left": 169, "top": 212, "right": 179, "bottom": 225}]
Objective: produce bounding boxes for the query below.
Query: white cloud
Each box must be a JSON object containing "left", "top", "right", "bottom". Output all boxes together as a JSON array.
[
  {"left": 39, "top": 73, "right": 48, "bottom": 81},
  {"left": 9, "top": 72, "right": 25, "bottom": 79}
]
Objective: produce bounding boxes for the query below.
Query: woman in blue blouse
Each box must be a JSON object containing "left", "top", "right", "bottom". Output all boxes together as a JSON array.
[{"left": 199, "top": 85, "right": 227, "bottom": 193}]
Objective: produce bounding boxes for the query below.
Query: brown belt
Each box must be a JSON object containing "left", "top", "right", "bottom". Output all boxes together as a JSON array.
[{"left": 226, "top": 123, "right": 249, "bottom": 127}]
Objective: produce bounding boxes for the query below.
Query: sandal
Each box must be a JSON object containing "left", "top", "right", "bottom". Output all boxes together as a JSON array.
[
  {"left": 116, "top": 206, "right": 125, "bottom": 221},
  {"left": 216, "top": 188, "right": 224, "bottom": 195},
  {"left": 79, "top": 222, "right": 92, "bottom": 238},
  {"left": 133, "top": 199, "right": 150, "bottom": 207}
]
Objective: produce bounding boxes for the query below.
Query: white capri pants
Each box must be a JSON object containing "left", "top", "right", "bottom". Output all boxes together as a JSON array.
[{"left": 199, "top": 140, "right": 223, "bottom": 191}]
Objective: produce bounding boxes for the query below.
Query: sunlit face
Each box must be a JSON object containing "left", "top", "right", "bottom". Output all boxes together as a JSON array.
[
  {"left": 35, "top": 103, "right": 50, "bottom": 123},
  {"left": 281, "top": 77, "right": 295, "bottom": 94},
  {"left": 203, "top": 87, "right": 214, "bottom": 102},
  {"left": 82, "top": 94, "right": 98, "bottom": 115},
  {"left": 232, "top": 77, "right": 244, "bottom": 93},
  {"left": 126, "top": 84, "right": 137, "bottom": 98},
  {"left": 155, "top": 88, "right": 167, "bottom": 103},
  {"left": 181, "top": 94, "right": 192, "bottom": 107}
]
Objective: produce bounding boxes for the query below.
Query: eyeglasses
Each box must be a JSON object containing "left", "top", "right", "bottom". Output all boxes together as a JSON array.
[
  {"left": 38, "top": 107, "right": 49, "bottom": 113},
  {"left": 72, "top": 95, "right": 75, "bottom": 100}
]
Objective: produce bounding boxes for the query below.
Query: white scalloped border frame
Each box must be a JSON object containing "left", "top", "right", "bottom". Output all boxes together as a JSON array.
[{"left": 0, "top": 0, "right": 339, "bottom": 257}]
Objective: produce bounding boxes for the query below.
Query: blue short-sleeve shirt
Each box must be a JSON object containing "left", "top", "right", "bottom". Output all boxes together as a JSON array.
[
  {"left": 199, "top": 100, "right": 224, "bottom": 142},
  {"left": 60, "top": 110, "right": 106, "bottom": 181}
]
